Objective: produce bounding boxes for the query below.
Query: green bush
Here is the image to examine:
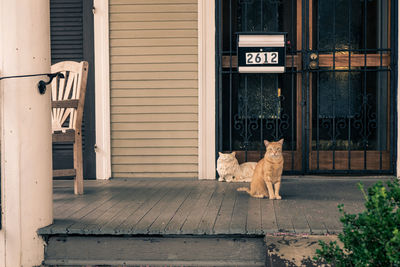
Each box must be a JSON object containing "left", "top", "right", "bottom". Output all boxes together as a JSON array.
[{"left": 314, "top": 179, "right": 400, "bottom": 267}]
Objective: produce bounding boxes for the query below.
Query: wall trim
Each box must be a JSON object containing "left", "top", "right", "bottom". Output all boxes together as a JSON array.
[
  {"left": 94, "top": 0, "right": 111, "bottom": 180},
  {"left": 198, "top": 0, "right": 216, "bottom": 180}
]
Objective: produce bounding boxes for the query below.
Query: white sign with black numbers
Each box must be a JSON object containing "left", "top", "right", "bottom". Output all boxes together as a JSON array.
[
  {"left": 238, "top": 34, "right": 286, "bottom": 73},
  {"left": 245, "top": 52, "right": 279, "bottom": 65}
]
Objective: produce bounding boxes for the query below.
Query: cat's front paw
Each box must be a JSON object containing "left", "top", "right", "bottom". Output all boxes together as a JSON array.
[
  {"left": 218, "top": 177, "right": 225, "bottom": 182},
  {"left": 275, "top": 195, "right": 282, "bottom": 200},
  {"left": 269, "top": 195, "right": 276, "bottom": 200}
]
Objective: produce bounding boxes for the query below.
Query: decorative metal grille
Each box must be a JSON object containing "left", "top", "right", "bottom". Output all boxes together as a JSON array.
[{"left": 216, "top": 0, "right": 397, "bottom": 174}]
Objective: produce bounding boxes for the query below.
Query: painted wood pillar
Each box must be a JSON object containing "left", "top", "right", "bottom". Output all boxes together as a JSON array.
[{"left": 0, "top": 0, "right": 53, "bottom": 266}]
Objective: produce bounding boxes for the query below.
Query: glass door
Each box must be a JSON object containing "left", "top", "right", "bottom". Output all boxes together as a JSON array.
[{"left": 307, "top": 0, "right": 395, "bottom": 173}]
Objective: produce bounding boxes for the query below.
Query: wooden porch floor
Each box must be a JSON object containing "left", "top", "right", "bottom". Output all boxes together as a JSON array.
[{"left": 39, "top": 177, "right": 383, "bottom": 236}]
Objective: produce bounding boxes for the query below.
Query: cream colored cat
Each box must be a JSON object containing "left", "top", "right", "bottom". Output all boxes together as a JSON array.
[
  {"left": 237, "top": 139, "right": 284, "bottom": 199},
  {"left": 217, "top": 152, "right": 257, "bottom": 182}
]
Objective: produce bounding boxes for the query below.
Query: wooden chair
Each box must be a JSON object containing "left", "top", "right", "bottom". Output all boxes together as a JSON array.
[{"left": 51, "top": 61, "right": 89, "bottom": 195}]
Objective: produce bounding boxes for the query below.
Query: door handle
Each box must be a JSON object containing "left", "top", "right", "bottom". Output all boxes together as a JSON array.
[{"left": 309, "top": 53, "right": 319, "bottom": 70}]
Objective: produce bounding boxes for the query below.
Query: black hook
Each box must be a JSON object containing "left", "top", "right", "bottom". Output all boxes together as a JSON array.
[{"left": 37, "top": 72, "right": 64, "bottom": 95}]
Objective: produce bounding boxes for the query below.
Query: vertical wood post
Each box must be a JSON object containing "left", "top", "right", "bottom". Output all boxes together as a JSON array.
[{"left": 0, "top": 0, "right": 53, "bottom": 266}]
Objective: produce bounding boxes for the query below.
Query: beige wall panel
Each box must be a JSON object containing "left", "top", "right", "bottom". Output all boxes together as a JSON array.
[
  {"left": 113, "top": 172, "right": 198, "bottom": 178},
  {"left": 110, "top": 13, "right": 197, "bottom": 22},
  {"left": 112, "top": 147, "right": 197, "bottom": 156},
  {"left": 111, "top": 64, "right": 198, "bottom": 72},
  {"left": 110, "top": 21, "right": 197, "bottom": 30},
  {"left": 111, "top": 89, "right": 198, "bottom": 97},
  {"left": 111, "top": 46, "right": 197, "bottom": 56},
  {"left": 112, "top": 131, "right": 198, "bottom": 139},
  {"left": 110, "top": 4, "right": 197, "bottom": 13},
  {"left": 111, "top": 38, "right": 198, "bottom": 47},
  {"left": 112, "top": 155, "right": 198, "bottom": 164},
  {"left": 111, "top": 106, "right": 197, "bottom": 114},
  {"left": 111, "top": 72, "right": 197, "bottom": 81},
  {"left": 110, "top": 29, "right": 197, "bottom": 39},
  {"left": 112, "top": 139, "right": 197, "bottom": 148},
  {"left": 113, "top": 164, "right": 198, "bottom": 173},
  {"left": 111, "top": 80, "right": 197, "bottom": 89},
  {"left": 111, "top": 122, "right": 198, "bottom": 131},
  {"left": 111, "top": 55, "right": 197, "bottom": 64},
  {"left": 111, "top": 113, "right": 197, "bottom": 122},
  {"left": 112, "top": 0, "right": 197, "bottom": 4},
  {"left": 111, "top": 97, "right": 198, "bottom": 106},
  {"left": 110, "top": 0, "right": 198, "bottom": 179}
]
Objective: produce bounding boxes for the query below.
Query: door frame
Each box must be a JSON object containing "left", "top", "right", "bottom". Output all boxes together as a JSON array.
[{"left": 214, "top": 0, "right": 398, "bottom": 175}]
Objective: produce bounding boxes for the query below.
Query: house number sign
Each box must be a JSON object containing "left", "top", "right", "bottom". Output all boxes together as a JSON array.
[{"left": 238, "top": 34, "right": 286, "bottom": 73}]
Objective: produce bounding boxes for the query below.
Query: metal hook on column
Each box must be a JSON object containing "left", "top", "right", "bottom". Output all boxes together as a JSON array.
[{"left": 37, "top": 72, "right": 64, "bottom": 95}]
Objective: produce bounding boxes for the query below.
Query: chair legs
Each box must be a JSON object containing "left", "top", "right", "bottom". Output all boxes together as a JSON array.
[{"left": 73, "top": 132, "right": 84, "bottom": 195}]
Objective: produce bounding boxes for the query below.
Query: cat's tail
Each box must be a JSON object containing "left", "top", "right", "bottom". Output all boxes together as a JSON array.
[{"left": 237, "top": 187, "right": 250, "bottom": 194}]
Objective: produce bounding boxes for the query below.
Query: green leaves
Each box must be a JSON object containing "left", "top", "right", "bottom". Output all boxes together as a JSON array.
[{"left": 314, "top": 179, "right": 400, "bottom": 267}]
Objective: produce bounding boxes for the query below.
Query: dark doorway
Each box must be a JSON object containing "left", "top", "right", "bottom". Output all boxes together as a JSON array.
[
  {"left": 50, "top": 0, "right": 96, "bottom": 179},
  {"left": 216, "top": 0, "right": 397, "bottom": 174}
]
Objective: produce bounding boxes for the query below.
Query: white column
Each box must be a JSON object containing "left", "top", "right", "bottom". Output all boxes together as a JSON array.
[
  {"left": 0, "top": 0, "right": 53, "bottom": 266},
  {"left": 198, "top": 0, "right": 216, "bottom": 180}
]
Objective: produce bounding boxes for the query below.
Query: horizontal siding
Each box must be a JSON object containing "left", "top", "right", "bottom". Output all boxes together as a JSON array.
[{"left": 110, "top": 0, "right": 198, "bottom": 179}]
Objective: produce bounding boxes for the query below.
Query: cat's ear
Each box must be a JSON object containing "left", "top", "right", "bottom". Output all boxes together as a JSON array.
[
  {"left": 264, "top": 140, "right": 269, "bottom": 147},
  {"left": 278, "top": 139, "right": 284, "bottom": 145},
  {"left": 218, "top": 152, "right": 222, "bottom": 156},
  {"left": 231, "top": 151, "right": 236, "bottom": 157}
]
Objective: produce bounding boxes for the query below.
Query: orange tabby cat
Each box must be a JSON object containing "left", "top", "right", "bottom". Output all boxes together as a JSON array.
[{"left": 237, "top": 139, "right": 284, "bottom": 199}]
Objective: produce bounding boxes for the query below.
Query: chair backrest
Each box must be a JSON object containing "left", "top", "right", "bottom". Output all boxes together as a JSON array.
[{"left": 51, "top": 61, "right": 89, "bottom": 133}]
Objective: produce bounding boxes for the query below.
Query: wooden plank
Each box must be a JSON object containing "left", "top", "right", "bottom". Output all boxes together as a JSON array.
[
  {"left": 246, "top": 196, "right": 262, "bottom": 235},
  {"left": 111, "top": 55, "right": 197, "bottom": 65},
  {"left": 111, "top": 88, "right": 198, "bottom": 98},
  {"left": 111, "top": 147, "right": 197, "bottom": 156},
  {"left": 133, "top": 181, "right": 187, "bottom": 234},
  {"left": 111, "top": 97, "right": 198, "bottom": 106},
  {"left": 180, "top": 182, "right": 217, "bottom": 234},
  {"left": 47, "top": 180, "right": 127, "bottom": 234},
  {"left": 52, "top": 131, "right": 75, "bottom": 143},
  {"left": 111, "top": 64, "right": 198, "bottom": 72},
  {"left": 260, "top": 198, "right": 278, "bottom": 234},
  {"left": 310, "top": 151, "right": 391, "bottom": 170},
  {"left": 118, "top": 181, "right": 175, "bottom": 234},
  {"left": 110, "top": 71, "right": 197, "bottom": 81},
  {"left": 111, "top": 0, "right": 197, "bottom": 4},
  {"left": 111, "top": 46, "right": 197, "bottom": 56},
  {"left": 111, "top": 122, "right": 198, "bottom": 131},
  {"left": 229, "top": 184, "right": 249, "bottom": 234},
  {"left": 53, "top": 168, "right": 76, "bottom": 177},
  {"left": 112, "top": 172, "right": 198, "bottom": 178},
  {"left": 67, "top": 180, "right": 143, "bottom": 234},
  {"left": 111, "top": 114, "right": 198, "bottom": 123},
  {"left": 52, "top": 99, "right": 79, "bottom": 108},
  {"left": 111, "top": 138, "right": 197, "bottom": 147},
  {"left": 111, "top": 130, "right": 198, "bottom": 139},
  {"left": 213, "top": 183, "right": 236, "bottom": 234},
  {"left": 44, "top": 236, "right": 266, "bottom": 266},
  {"left": 110, "top": 4, "right": 197, "bottom": 13},
  {"left": 110, "top": 21, "right": 197, "bottom": 30},
  {"left": 164, "top": 182, "right": 213, "bottom": 234},
  {"left": 273, "top": 200, "right": 296, "bottom": 233},
  {"left": 112, "top": 155, "right": 198, "bottom": 164},
  {"left": 110, "top": 29, "right": 198, "bottom": 39},
  {"left": 111, "top": 106, "right": 197, "bottom": 114},
  {"left": 112, "top": 164, "right": 198, "bottom": 173},
  {"left": 318, "top": 54, "right": 390, "bottom": 67},
  {"left": 98, "top": 181, "right": 166, "bottom": 234},
  {"left": 196, "top": 183, "right": 227, "bottom": 234},
  {"left": 111, "top": 80, "right": 197, "bottom": 89},
  {"left": 148, "top": 182, "right": 194, "bottom": 234},
  {"left": 110, "top": 38, "right": 197, "bottom": 46}
]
